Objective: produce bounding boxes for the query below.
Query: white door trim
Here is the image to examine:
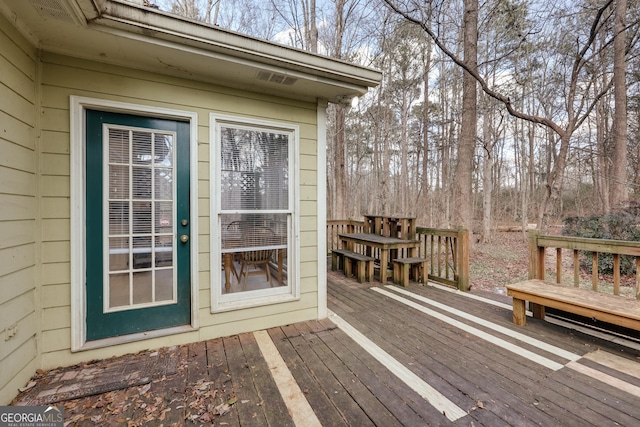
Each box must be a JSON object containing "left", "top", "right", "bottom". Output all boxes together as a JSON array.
[{"left": 70, "top": 96, "right": 199, "bottom": 351}]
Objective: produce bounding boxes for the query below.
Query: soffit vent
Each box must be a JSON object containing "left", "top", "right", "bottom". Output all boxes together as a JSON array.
[
  {"left": 29, "top": 0, "right": 82, "bottom": 24},
  {"left": 256, "top": 71, "right": 297, "bottom": 86}
]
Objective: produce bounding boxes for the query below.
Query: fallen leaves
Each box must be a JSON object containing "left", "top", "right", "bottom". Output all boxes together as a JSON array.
[{"left": 58, "top": 372, "right": 239, "bottom": 426}]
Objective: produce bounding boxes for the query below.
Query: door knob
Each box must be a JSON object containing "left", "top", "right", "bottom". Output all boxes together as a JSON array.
[{"left": 180, "top": 235, "right": 189, "bottom": 243}]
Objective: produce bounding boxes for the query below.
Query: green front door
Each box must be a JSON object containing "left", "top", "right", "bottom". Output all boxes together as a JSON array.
[{"left": 85, "top": 110, "right": 191, "bottom": 341}]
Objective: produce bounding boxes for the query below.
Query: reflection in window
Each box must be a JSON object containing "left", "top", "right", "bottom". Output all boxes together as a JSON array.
[{"left": 219, "top": 125, "right": 290, "bottom": 293}]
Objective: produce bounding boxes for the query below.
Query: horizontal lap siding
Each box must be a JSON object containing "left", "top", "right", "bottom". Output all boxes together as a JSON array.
[
  {"left": 39, "top": 52, "right": 319, "bottom": 368},
  {"left": 0, "top": 14, "right": 38, "bottom": 404}
]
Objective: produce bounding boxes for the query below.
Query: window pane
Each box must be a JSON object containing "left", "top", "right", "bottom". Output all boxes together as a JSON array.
[
  {"left": 220, "top": 127, "right": 288, "bottom": 211},
  {"left": 109, "top": 201, "right": 129, "bottom": 235},
  {"left": 132, "top": 201, "right": 152, "bottom": 234},
  {"left": 108, "top": 128, "right": 129, "bottom": 164},
  {"left": 155, "top": 236, "right": 173, "bottom": 267},
  {"left": 154, "top": 134, "right": 173, "bottom": 166},
  {"left": 109, "top": 165, "right": 129, "bottom": 199},
  {"left": 109, "top": 273, "right": 130, "bottom": 308},
  {"left": 154, "top": 168, "right": 173, "bottom": 200},
  {"left": 132, "top": 167, "right": 152, "bottom": 200},
  {"left": 132, "top": 131, "right": 152, "bottom": 164},
  {"left": 155, "top": 269, "right": 174, "bottom": 301},
  {"left": 221, "top": 214, "right": 287, "bottom": 250},
  {"left": 132, "top": 271, "right": 153, "bottom": 304},
  {"left": 109, "top": 237, "right": 129, "bottom": 272}
]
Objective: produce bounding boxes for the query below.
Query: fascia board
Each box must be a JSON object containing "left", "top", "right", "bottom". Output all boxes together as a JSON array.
[{"left": 93, "top": 0, "right": 381, "bottom": 88}]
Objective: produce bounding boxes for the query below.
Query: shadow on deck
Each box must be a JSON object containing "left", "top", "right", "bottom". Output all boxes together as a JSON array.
[{"left": 12, "top": 270, "right": 640, "bottom": 425}]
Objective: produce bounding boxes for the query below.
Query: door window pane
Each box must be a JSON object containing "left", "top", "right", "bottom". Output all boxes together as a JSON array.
[{"left": 105, "top": 126, "right": 177, "bottom": 311}]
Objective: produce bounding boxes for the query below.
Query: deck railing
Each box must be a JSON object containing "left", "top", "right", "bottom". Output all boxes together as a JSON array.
[
  {"left": 529, "top": 230, "right": 640, "bottom": 299},
  {"left": 416, "top": 227, "right": 469, "bottom": 292},
  {"left": 327, "top": 220, "right": 469, "bottom": 291}
]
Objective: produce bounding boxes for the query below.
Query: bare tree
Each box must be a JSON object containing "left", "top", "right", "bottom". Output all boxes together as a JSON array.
[
  {"left": 383, "top": 0, "right": 624, "bottom": 232},
  {"left": 612, "top": 0, "right": 629, "bottom": 210},
  {"left": 453, "top": 0, "right": 478, "bottom": 233}
]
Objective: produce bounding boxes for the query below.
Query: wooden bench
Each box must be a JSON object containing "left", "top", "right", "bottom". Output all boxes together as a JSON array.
[
  {"left": 331, "top": 249, "right": 374, "bottom": 283},
  {"left": 506, "top": 279, "right": 640, "bottom": 331},
  {"left": 392, "top": 257, "right": 427, "bottom": 287}
]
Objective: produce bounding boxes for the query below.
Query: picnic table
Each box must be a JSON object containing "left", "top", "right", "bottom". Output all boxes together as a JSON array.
[
  {"left": 363, "top": 214, "right": 417, "bottom": 240},
  {"left": 338, "top": 232, "right": 420, "bottom": 283}
]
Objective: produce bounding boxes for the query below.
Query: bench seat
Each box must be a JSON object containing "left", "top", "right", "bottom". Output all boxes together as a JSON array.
[
  {"left": 506, "top": 279, "right": 640, "bottom": 331},
  {"left": 392, "top": 257, "right": 427, "bottom": 287},
  {"left": 331, "top": 249, "right": 374, "bottom": 283}
]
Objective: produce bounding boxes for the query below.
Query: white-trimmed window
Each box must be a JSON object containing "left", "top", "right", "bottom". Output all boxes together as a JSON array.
[{"left": 211, "top": 114, "right": 299, "bottom": 311}]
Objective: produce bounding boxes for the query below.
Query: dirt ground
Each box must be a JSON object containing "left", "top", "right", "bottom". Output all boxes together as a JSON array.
[{"left": 469, "top": 231, "right": 531, "bottom": 292}]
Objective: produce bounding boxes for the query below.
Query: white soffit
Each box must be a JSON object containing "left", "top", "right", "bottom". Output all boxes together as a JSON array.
[{"left": 1, "top": 0, "right": 381, "bottom": 102}]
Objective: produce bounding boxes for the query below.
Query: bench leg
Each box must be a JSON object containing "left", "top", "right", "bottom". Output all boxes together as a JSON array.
[
  {"left": 331, "top": 252, "right": 340, "bottom": 271},
  {"left": 401, "top": 263, "right": 410, "bottom": 287},
  {"left": 366, "top": 260, "right": 374, "bottom": 282},
  {"left": 356, "top": 260, "right": 366, "bottom": 283},
  {"left": 512, "top": 298, "right": 526, "bottom": 326},
  {"left": 410, "top": 262, "right": 425, "bottom": 283},
  {"left": 392, "top": 262, "right": 402, "bottom": 286},
  {"left": 344, "top": 257, "right": 352, "bottom": 278},
  {"left": 531, "top": 303, "right": 545, "bottom": 320}
]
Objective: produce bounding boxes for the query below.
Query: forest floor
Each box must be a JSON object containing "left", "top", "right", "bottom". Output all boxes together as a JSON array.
[{"left": 469, "top": 230, "right": 532, "bottom": 293}]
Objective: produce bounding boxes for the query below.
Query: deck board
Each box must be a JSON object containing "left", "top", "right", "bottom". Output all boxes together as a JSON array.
[
  {"left": 238, "top": 332, "right": 295, "bottom": 427},
  {"left": 13, "top": 269, "right": 640, "bottom": 426},
  {"left": 279, "top": 323, "right": 376, "bottom": 426},
  {"left": 330, "top": 284, "right": 563, "bottom": 425},
  {"left": 327, "top": 273, "right": 640, "bottom": 425},
  {"left": 223, "top": 335, "right": 270, "bottom": 426}
]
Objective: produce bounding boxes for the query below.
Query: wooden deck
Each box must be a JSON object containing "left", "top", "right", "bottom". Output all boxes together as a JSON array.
[{"left": 13, "top": 270, "right": 640, "bottom": 425}]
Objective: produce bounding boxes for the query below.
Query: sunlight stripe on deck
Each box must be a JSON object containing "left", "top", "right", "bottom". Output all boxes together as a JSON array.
[
  {"left": 254, "top": 330, "right": 322, "bottom": 427},
  {"left": 372, "top": 287, "right": 565, "bottom": 371},
  {"left": 584, "top": 350, "right": 640, "bottom": 379},
  {"left": 384, "top": 285, "right": 581, "bottom": 361},
  {"left": 567, "top": 360, "right": 640, "bottom": 397},
  {"left": 327, "top": 310, "right": 468, "bottom": 422}
]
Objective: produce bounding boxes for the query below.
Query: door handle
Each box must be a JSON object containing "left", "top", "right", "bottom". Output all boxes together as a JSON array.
[{"left": 180, "top": 235, "right": 189, "bottom": 243}]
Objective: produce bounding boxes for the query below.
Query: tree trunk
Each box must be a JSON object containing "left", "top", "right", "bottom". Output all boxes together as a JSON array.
[
  {"left": 611, "top": 0, "right": 628, "bottom": 210},
  {"left": 421, "top": 38, "right": 432, "bottom": 225},
  {"left": 481, "top": 104, "right": 492, "bottom": 243},
  {"left": 334, "top": 105, "right": 347, "bottom": 219},
  {"left": 538, "top": 127, "right": 572, "bottom": 232},
  {"left": 454, "top": 0, "right": 478, "bottom": 233}
]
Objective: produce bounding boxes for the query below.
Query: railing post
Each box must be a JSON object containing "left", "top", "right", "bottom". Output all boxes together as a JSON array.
[
  {"left": 457, "top": 228, "right": 470, "bottom": 292},
  {"left": 528, "top": 230, "right": 542, "bottom": 279}
]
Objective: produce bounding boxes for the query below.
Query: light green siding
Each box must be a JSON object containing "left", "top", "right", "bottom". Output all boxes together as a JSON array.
[
  {"left": 0, "top": 13, "right": 38, "bottom": 405},
  {"left": 38, "top": 52, "right": 320, "bottom": 368},
  {"left": 0, "top": 12, "right": 327, "bottom": 402}
]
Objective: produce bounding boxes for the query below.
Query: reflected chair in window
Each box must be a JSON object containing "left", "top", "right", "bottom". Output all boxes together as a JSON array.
[
  {"left": 239, "top": 226, "right": 275, "bottom": 289},
  {"left": 222, "top": 221, "right": 242, "bottom": 285}
]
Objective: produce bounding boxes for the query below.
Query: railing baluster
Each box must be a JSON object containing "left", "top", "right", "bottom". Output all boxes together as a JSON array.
[
  {"left": 438, "top": 236, "right": 442, "bottom": 278},
  {"left": 592, "top": 252, "right": 598, "bottom": 291},
  {"left": 637, "top": 257, "right": 640, "bottom": 300},
  {"left": 556, "top": 248, "right": 562, "bottom": 284},
  {"left": 573, "top": 249, "right": 579, "bottom": 287},
  {"left": 429, "top": 235, "right": 434, "bottom": 276},
  {"left": 445, "top": 237, "right": 450, "bottom": 280},
  {"left": 614, "top": 254, "right": 620, "bottom": 296}
]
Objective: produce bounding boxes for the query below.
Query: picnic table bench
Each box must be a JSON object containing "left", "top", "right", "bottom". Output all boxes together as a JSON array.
[
  {"left": 338, "top": 232, "right": 420, "bottom": 283},
  {"left": 331, "top": 249, "right": 374, "bottom": 283},
  {"left": 392, "top": 257, "right": 427, "bottom": 287},
  {"left": 506, "top": 279, "right": 640, "bottom": 331}
]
